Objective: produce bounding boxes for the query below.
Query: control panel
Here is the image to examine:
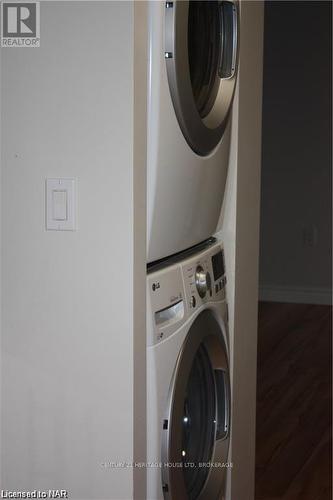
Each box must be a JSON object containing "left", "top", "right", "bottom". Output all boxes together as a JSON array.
[
  {"left": 182, "top": 245, "right": 226, "bottom": 313},
  {"left": 147, "top": 242, "right": 227, "bottom": 346}
]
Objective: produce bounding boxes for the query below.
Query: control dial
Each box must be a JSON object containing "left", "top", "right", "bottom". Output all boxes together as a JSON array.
[{"left": 195, "top": 266, "right": 211, "bottom": 298}]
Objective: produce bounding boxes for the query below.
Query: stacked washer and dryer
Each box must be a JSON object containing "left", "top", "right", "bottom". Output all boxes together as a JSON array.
[{"left": 146, "top": 2, "right": 239, "bottom": 499}]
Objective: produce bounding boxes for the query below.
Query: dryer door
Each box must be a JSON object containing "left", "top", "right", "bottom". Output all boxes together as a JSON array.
[
  {"left": 161, "top": 310, "right": 230, "bottom": 500},
  {"left": 165, "top": 0, "right": 238, "bottom": 156}
]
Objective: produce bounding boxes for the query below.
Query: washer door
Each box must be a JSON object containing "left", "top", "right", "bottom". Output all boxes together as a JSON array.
[
  {"left": 161, "top": 310, "right": 230, "bottom": 500},
  {"left": 165, "top": 0, "right": 239, "bottom": 156}
]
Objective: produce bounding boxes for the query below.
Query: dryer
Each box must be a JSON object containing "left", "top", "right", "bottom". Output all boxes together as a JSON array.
[
  {"left": 147, "top": 241, "right": 231, "bottom": 499},
  {"left": 147, "top": 1, "right": 239, "bottom": 264}
]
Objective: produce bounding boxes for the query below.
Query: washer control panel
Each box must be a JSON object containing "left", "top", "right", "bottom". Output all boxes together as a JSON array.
[
  {"left": 182, "top": 243, "right": 226, "bottom": 312},
  {"left": 147, "top": 242, "right": 227, "bottom": 346}
]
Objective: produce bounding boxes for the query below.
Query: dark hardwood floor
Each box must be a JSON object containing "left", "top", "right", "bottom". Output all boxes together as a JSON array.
[{"left": 255, "top": 302, "right": 332, "bottom": 500}]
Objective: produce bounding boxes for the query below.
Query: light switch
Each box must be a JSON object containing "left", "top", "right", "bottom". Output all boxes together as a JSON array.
[
  {"left": 52, "top": 190, "right": 67, "bottom": 221},
  {"left": 46, "top": 178, "right": 76, "bottom": 231}
]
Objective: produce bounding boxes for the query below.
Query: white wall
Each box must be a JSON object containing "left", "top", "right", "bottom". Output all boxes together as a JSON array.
[
  {"left": 259, "top": 1, "right": 332, "bottom": 305},
  {"left": 1, "top": 2, "right": 146, "bottom": 498},
  {"left": 133, "top": 3, "right": 148, "bottom": 498},
  {"left": 218, "top": 2, "right": 264, "bottom": 499},
  {"left": 217, "top": 88, "right": 238, "bottom": 500}
]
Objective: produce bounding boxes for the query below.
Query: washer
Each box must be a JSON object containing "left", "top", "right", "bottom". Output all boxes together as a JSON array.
[
  {"left": 147, "top": 241, "right": 231, "bottom": 499},
  {"left": 147, "top": 1, "right": 239, "bottom": 263}
]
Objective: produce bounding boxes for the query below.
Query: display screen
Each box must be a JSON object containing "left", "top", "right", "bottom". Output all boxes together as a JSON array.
[{"left": 212, "top": 251, "right": 224, "bottom": 280}]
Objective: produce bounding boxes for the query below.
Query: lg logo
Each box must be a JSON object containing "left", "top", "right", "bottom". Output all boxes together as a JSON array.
[{"left": 1, "top": 2, "right": 40, "bottom": 47}]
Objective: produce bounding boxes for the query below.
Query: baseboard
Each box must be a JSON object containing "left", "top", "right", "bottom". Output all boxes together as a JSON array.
[{"left": 259, "top": 284, "right": 332, "bottom": 305}]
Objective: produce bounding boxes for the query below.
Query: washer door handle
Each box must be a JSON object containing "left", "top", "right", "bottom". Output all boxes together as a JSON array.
[{"left": 219, "top": 1, "right": 238, "bottom": 79}]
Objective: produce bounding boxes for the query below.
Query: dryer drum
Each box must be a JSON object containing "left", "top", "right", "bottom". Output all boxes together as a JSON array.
[
  {"left": 165, "top": 0, "right": 239, "bottom": 156},
  {"left": 161, "top": 310, "right": 230, "bottom": 500}
]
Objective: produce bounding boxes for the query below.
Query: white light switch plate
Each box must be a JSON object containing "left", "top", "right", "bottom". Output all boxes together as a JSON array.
[{"left": 46, "top": 178, "right": 76, "bottom": 231}]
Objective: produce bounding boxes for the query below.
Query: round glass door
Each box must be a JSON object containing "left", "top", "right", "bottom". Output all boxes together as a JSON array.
[
  {"left": 165, "top": 0, "right": 239, "bottom": 156},
  {"left": 182, "top": 345, "right": 216, "bottom": 498},
  {"left": 188, "top": 2, "right": 221, "bottom": 118},
  {"left": 161, "top": 310, "right": 230, "bottom": 500}
]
